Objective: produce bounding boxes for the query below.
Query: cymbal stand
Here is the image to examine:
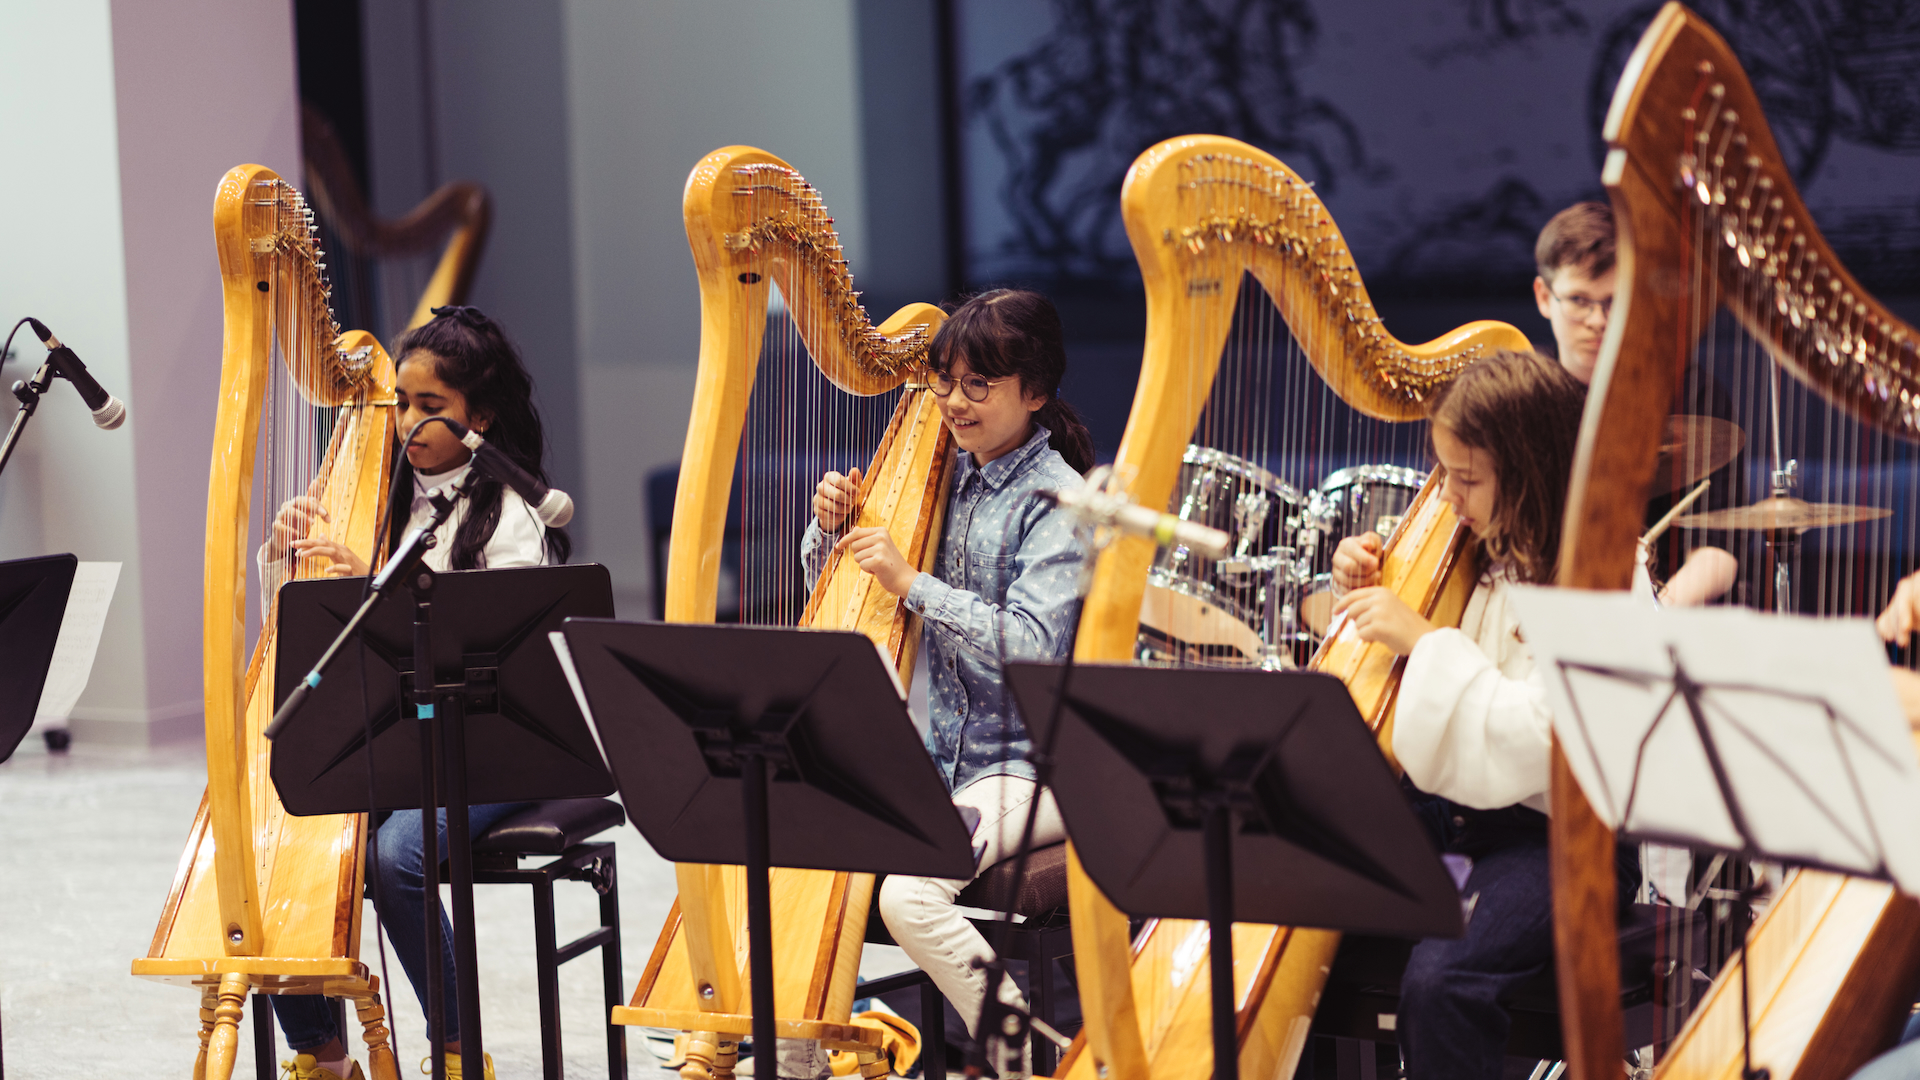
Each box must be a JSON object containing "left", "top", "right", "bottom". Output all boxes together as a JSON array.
[{"left": 1763, "top": 462, "right": 1800, "bottom": 616}]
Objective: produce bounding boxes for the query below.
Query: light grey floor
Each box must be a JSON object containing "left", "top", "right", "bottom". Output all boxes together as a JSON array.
[{"left": 0, "top": 736, "right": 913, "bottom": 1079}]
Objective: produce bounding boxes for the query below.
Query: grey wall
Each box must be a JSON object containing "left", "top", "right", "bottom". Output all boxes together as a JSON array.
[
  {"left": 0, "top": 1, "right": 146, "bottom": 736},
  {"left": 0, "top": 0, "right": 303, "bottom": 744},
  {"left": 563, "top": 0, "right": 871, "bottom": 611},
  {"left": 360, "top": 0, "right": 584, "bottom": 541}
]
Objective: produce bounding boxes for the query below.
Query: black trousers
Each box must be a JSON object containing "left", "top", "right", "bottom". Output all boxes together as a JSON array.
[{"left": 1396, "top": 795, "right": 1640, "bottom": 1080}]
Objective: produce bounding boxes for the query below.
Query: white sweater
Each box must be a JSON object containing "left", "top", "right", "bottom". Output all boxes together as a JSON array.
[
  {"left": 1393, "top": 570, "right": 1554, "bottom": 815},
  {"left": 258, "top": 460, "right": 549, "bottom": 619}
]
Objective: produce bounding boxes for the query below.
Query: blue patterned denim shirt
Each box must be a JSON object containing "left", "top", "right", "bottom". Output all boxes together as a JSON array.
[{"left": 802, "top": 425, "right": 1088, "bottom": 793}]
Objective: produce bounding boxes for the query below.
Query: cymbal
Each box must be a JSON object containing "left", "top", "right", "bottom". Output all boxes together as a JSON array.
[
  {"left": 1675, "top": 495, "right": 1891, "bottom": 532},
  {"left": 1653, "top": 416, "right": 1746, "bottom": 495}
]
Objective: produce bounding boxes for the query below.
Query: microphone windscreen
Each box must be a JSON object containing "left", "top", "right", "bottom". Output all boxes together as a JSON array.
[
  {"left": 92, "top": 397, "right": 127, "bottom": 431},
  {"left": 536, "top": 487, "right": 574, "bottom": 528}
]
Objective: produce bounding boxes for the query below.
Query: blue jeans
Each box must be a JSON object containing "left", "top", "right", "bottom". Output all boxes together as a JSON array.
[
  {"left": 274, "top": 802, "right": 530, "bottom": 1051},
  {"left": 1396, "top": 797, "right": 1639, "bottom": 1079}
]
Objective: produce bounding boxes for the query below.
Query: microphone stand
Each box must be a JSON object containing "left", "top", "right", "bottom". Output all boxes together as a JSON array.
[
  {"left": 967, "top": 514, "right": 1109, "bottom": 1079},
  {"left": 265, "top": 483, "right": 464, "bottom": 740},
  {"left": 0, "top": 360, "right": 56, "bottom": 481}
]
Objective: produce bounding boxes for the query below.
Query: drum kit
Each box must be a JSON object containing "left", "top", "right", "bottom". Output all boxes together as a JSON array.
[
  {"left": 1136, "top": 413, "right": 1897, "bottom": 662},
  {"left": 1136, "top": 446, "right": 1426, "bottom": 668}
]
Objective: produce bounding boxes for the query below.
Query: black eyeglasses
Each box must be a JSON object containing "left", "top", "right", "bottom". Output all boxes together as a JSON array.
[
  {"left": 1546, "top": 283, "right": 1613, "bottom": 320},
  {"left": 930, "top": 370, "right": 1016, "bottom": 403}
]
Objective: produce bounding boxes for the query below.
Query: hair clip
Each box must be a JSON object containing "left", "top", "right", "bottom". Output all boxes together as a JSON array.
[{"left": 430, "top": 304, "right": 489, "bottom": 328}]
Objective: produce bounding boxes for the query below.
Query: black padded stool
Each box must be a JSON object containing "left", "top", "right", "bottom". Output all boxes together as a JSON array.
[
  {"left": 863, "top": 841, "right": 1077, "bottom": 1079},
  {"left": 470, "top": 797, "right": 630, "bottom": 1080}
]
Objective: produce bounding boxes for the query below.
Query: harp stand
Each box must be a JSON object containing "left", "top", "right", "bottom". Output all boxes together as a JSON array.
[
  {"left": 552, "top": 620, "right": 978, "bottom": 1080},
  {"left": 1507, "top": 587, "right": 1920, "bottom": 1080},
  {"left": 1004, "top": 663, "right": 1467, "bottom": 1080},
  {"left": 0, "top": 360, "right": 57, "bottom": 480},
  {"left": 268, "top": 492, "right": 617, "bottom": 1080}
]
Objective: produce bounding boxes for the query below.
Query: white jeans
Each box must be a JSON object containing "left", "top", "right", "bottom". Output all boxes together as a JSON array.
[{"left": 880, "top": 774, "right": 1066, "bottom": 1078}]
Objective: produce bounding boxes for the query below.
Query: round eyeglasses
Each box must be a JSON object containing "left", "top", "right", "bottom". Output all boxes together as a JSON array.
[
  {"left": 1546, "top": 284, "right": 1613, "bottom": 320},
  {"left": 930, "top": 371, "right": 1017, "bottom": 403}
]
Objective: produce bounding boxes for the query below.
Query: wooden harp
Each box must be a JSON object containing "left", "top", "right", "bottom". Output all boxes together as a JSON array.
[
  {"left": 1057, "top": 135, "right": 1530, "bottom": 1080},
  {"left": 1553, "top": 6, "right": 1920, "bottom": 1078},
  {"left": 610, "top": 146, "right": 952, "bottom": 1078},
  {"left": 300, "top": 103, "right": 491, "bottom": 339},
  {"left": 131, "top": 166, "right": 402, "bottom": 1080}
]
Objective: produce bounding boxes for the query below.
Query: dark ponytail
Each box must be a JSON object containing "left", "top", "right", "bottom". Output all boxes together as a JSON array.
[
  {"left": 386, "top": 306, "right": 571, "bottom": 569},
  {"left": 927, "top": 288, "right": 1096, "bottom": 474}
]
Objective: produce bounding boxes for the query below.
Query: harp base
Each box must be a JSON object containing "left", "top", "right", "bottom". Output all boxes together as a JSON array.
[
  {"left": 156, "top": 967, "right": 399, "bottom": 1080},
  {"left": 609, "top": 1008, "right": 885, "bottom": 1052}
]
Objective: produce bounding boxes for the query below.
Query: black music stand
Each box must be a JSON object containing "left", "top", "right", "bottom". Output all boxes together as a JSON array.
[
  {"left": 0, "top": 553, "right": 76, "bottom": 763},
  {"left": 552, "top": 620, "right": 977, "bottom": 1080},
  {"left": 1005, "top": 661, "right": 1463, "bottom": 1080},
  {"left": 270, "top": 563, "right": 617, "bottom": 1079}
]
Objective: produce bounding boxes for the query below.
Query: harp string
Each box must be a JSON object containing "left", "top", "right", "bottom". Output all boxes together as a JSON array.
[
  {"left": 730, "top": 169, "right": 897, "bottom": 632},
  {"left": 1147, "top": 154, "right": 1430, "bottom": 671}
]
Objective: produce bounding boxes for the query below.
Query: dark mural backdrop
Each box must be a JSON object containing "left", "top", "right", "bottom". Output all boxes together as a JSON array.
[{"left": 956, "top": 0, "right": 1920, "bottom": 300}]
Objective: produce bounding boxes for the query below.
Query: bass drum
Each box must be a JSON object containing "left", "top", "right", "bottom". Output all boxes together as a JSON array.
[
  {"left": 1136, "top": 445, "right": 1313, "bottom": 667},
  {"left": 1300, "top": 464, "right": 1430, "bottom": 638}
]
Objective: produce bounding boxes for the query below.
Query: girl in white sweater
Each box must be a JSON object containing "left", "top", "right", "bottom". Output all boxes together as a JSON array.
[{"left": 1329, "top": 348, "right": 1635, "bottom": 1079}]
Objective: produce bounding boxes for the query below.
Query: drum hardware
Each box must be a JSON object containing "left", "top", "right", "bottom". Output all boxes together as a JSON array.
[
  {"left": 1674, "top": 460, "right": 1892, "bottom": 615},
  {"left": 1654, "top": 415, "right": 1746, "bottom": 495},
  {"left": 1219, "top": 544, "right": 1318, "bottom": 670}
]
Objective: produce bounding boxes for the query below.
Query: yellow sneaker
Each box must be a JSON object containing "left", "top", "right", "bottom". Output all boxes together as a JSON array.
[
  {"left": 420, "top": 1051, "right": 496, "bottom": 1080},
  {"left": 282, "top": 1054, "right": 366, "bottom": 1080}
]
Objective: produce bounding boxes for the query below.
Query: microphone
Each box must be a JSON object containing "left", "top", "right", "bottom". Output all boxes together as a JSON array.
[
  {"left": 1039, "top": 480, "right": 1230, "bottom": 560},
  {"left": 423, "top": 416, "right": 574, "bottom": 527},
  {"left": 25, "top": 319, "right": 126, "bottom": 430}
]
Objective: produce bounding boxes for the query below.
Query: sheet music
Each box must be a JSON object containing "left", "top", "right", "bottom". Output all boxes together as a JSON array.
[
  {"left": 34, "top": 561, "right": 120, "bottom": 723},
  {"left": 1508, "top": 587, "right": 1920, "bottom": 894},
  {"left": 548, "top": 630, "right": 613, "bottom": 773}
]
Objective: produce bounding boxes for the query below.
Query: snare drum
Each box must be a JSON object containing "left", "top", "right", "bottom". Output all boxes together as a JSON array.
[
  {"left": 1297, "top": 464, "right": 1429, "bottom": 641},
  {"left": 1316, "top": 464, "right": 1428, "bottom": 547},
  {"left": 1136, "top": 445, "right": 1314, "bottom": 666}
]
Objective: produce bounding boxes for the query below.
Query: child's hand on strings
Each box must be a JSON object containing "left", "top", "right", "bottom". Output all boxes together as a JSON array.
[
  {"left": 289, "top": 536, "right": 369, "bottom": 578},
  {"left": 1658, "top": 546, "right": 1737, "bottom": 608},
  {"left": 1330, "top": 532, "right": 1384, "bottom": 591},
  {"left": 1878, "top": 570, "right": 1920, "bottom": 642},
  {"left": 265, "top": 474, "right": 329, "bottom": 563},
  {"left": 835, "top": 526, "right": 918, "bottom": 597},
  {"left": 813, "top": 468, "right": 863, "bottom": 532},
  {"left": 1330, "top": 586, "right": 1436, "bottom": 656}
]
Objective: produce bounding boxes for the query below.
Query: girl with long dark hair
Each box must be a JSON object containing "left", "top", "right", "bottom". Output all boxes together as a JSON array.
[
  {"left": 1328, "top": 349, "right": 1635, "bottom": 1078},
  {"left": 262, "top": 305, "right": 564, "bottom": 1080}
]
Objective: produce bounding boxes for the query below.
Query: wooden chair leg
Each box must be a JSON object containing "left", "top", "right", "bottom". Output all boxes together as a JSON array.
[
  {"left": 204, "top": 973, "right": 250, "bottom": 1080},
  {"left": 712, "top": 1038, "right": 739, "bottom": 1080},
  {"left": 855, "top": 1048, "right": 889, "bottom": 1080},
  {"left": 681, "top": 1031, "right": 725, "bottom": 1080},
  {"left": 194, "top": 984, "right": 219, "bottom": 1080},
  {"left": 355, "top": 991, "right": 402, "bottom": 1080}
]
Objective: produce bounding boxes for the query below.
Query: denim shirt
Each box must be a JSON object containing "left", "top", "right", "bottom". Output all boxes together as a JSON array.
[{"left": 802, "top": 425, "right": 1088, "bottom": 793}]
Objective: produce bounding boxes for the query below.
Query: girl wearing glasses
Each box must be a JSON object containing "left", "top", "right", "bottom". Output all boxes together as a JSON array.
[{"left": 800, "top": 288, "right": 1094, "bottom": 1079}]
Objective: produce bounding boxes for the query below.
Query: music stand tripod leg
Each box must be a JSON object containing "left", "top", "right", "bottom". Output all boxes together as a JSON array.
[
  {"left": 414, "top": 580, "right": 449, "bottom": 1080},
  {"left": 1205, "top": 803, "right": 1237, "bottom": 1080},
  {"left": 744, "top": 751, "right": 778, "bottom": 1080},
  {"left": 444, "top": 691, "right": 485, "bottom": 1074}
]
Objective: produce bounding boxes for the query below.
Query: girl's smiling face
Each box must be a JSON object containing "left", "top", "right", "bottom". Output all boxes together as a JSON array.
[
  {"left": 395, "top": 350, "right": 488, "bottom": 474},
  {"left": 936, "top": 353, "right": 1048, "bottom": 466},
  {"left": 1433, "top": 422, "right": 1499, "bottom": 537}
]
